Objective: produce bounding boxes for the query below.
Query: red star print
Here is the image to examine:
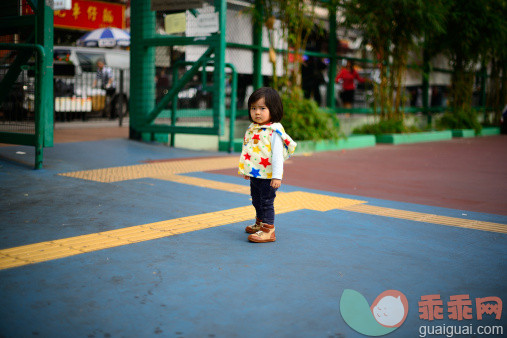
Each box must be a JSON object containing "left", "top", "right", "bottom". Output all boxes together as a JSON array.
[
  {"left": 252, "top": 134, "right": 260, "bottom": 140},
  {"left": 284, "top": 139, "right": 291, "bottom": 146},
  {"left": 244, "top": 153, "right": 251, "bottom": 161},
  {"left": 259, "top": 157, "right": 271, "bottom": 168}
]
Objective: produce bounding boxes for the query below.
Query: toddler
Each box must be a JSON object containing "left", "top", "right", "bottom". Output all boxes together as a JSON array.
[{"left": 238, "top": 87, "right": 297, "bottom": 243}]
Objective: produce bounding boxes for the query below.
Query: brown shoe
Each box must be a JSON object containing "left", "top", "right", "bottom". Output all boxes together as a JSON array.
[
  {"left": 245, "top": 218, "right": 262, "bottom": 234},
  {"left": 248, "top": 224, "right": 276, "bottom": 243}
]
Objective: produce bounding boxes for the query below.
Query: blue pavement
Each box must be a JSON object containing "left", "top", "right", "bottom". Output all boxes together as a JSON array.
[{"left": 0, "top": 139, "right": 506, "bottom": 337}]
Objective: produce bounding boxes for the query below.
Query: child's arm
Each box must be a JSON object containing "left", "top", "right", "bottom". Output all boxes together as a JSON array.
[{"left": 271, "top": 132, "right": 284, "bottom": 188}]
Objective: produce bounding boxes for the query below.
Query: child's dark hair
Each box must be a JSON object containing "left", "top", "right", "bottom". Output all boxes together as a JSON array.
[{"left": 248, "top": 87, "right": 284, "bottom": 123}]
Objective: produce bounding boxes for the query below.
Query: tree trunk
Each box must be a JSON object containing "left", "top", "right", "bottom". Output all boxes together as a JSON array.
[
  {"left": 487, "top": 57, "right": 501, "bottom": 123},
  {"left": 393, "top": 51, "right": 407, "bottom": 120},
  {"left": 450, "top": 66, "right": 474, "bottom": 113}
]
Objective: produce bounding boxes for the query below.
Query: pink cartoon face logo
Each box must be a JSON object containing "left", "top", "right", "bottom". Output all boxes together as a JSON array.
[{"left": 371, "top": 290, "right": 409, "bottom": 327}]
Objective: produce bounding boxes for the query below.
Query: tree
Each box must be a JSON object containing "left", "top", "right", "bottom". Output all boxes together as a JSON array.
[
  {"left": 427, "top": 0, "right": 502, "bottom": 131},
  {"left": 254, "top": 0, "right": 320, "bottom": 98},
  {"left": 484, "top": 0, "right": 507, "bottom": 125},
  {"left": 249, "top": 0, "right": 341, "bottom": 141},
  {"left": 341, "top": 0, "right": 445, "bottom": 123}
]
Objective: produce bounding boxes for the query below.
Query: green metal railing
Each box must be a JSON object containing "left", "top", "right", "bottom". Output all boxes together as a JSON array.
[
  {"left": 0, "top": 43, "right": 46, "bottom": 168},
  {"left": 130, "top": 0, "right": 227, "bottom": 142},
  {"left": 230, "top": 1, "right": 491, "bottom": 119},
  {"left": 0, "top": 0, "right": 53, "bottom": 169},
  {"left": 169, "top": 60, "right": 237, "bottom": 151},
  {"left": 129, "top": 0, "right": 493, "bottom": 148}
]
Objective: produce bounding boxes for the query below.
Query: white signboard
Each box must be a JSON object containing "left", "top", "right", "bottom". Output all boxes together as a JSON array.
[
  {"left": 50, "top": 0, "right": 72, "bottom": 10},
  {"left": 186, "top": 5, "right": 219, "bottom": 37},
  {"left": 185, "top": 8, "right": 285, "bottom": 76}
]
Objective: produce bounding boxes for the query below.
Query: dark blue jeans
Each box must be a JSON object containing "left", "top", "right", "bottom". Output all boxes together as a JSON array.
[{"left": 250, "top": 177, "right": 278, "bottom": 225}]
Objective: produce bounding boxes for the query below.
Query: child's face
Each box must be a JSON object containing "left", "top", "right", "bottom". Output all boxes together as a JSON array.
[{"left": 250, "top": 97, "right": 271, "bottom": 125}]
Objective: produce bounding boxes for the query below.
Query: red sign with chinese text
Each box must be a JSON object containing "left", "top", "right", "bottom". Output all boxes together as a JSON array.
[{"left": 54, "top": 0, "right": 125, "bottom": 31}]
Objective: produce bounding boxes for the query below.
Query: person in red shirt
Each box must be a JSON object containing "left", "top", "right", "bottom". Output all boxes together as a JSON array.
[{"left": 335, "top": 61, "right": 365, "bottom": 108}]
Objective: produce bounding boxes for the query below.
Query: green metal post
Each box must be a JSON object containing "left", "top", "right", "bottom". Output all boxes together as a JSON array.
[
  {"left": 326, "top": 3, "right": 337, "bottom": 109},
  {"left": 130, "top": 0, "right": 155, "bottom": 140},
  {"left": 214, "top": 0, "right": 227, "bottom": 135},
  {"left": 227, "top": 63, "right": 237, "bottom": 153},
  {"left": 35, "top": 0, "right": 53, "bottom": 169},
  {"left": 253, "top": 0, "right": 263, "bottom": 89},
  {"left": 171, "top": 66, "right": 179, "bottom": 147}
]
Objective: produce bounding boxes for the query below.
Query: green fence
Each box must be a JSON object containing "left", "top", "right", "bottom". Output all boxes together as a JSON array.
[
  {"left": 0, "top": 0, "right": 54, "bottom": 169},
  {"left": 129, "top": 0, "right": 227, "bottom": 143},
  {"left": 129, "top": 0, "right": 493, "bottom": 147}
]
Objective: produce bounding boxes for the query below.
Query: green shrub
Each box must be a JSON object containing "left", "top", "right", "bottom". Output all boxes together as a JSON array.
[
  {"left": 435, "top": 109, "right": 482, "bottom": 133},
  {"left": 281, "top": 92, "right": 341, "bottom": 141},
  {"left": 352, "top": 119, "right": 420, "bottom": 135}
]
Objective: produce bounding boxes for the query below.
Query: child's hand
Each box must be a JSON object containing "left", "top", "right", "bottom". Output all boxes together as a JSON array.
[
  {"left": 270, "top": 179, "right": 281, "bottom": 189},
  {"left": 243, "top": 175, "right": 250, "bottom": 180}
]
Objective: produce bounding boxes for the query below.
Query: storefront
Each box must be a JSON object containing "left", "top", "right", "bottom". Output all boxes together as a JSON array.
[{"left": 23, "top": 0, "right": 128, "bottom": 46}]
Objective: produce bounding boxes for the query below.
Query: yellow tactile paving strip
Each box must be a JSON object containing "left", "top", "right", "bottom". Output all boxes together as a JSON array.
[
  {"left": 341, "top": 204, "right": 507, "bottom": 234},
  {"left": 0, "top": 206, "right": 252, "bottom": 270},
  {"left": 1, "top": 156, "right": 505, "bottom": 271},
  {"left": 153, "top": 174, "right": 251, "bottom": 195},
  {"left": 59, "top": 156, "right": 240, "bottom": 183},
  {"left": 0, "top": 192, "right": 365, "bottom": 270}
]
